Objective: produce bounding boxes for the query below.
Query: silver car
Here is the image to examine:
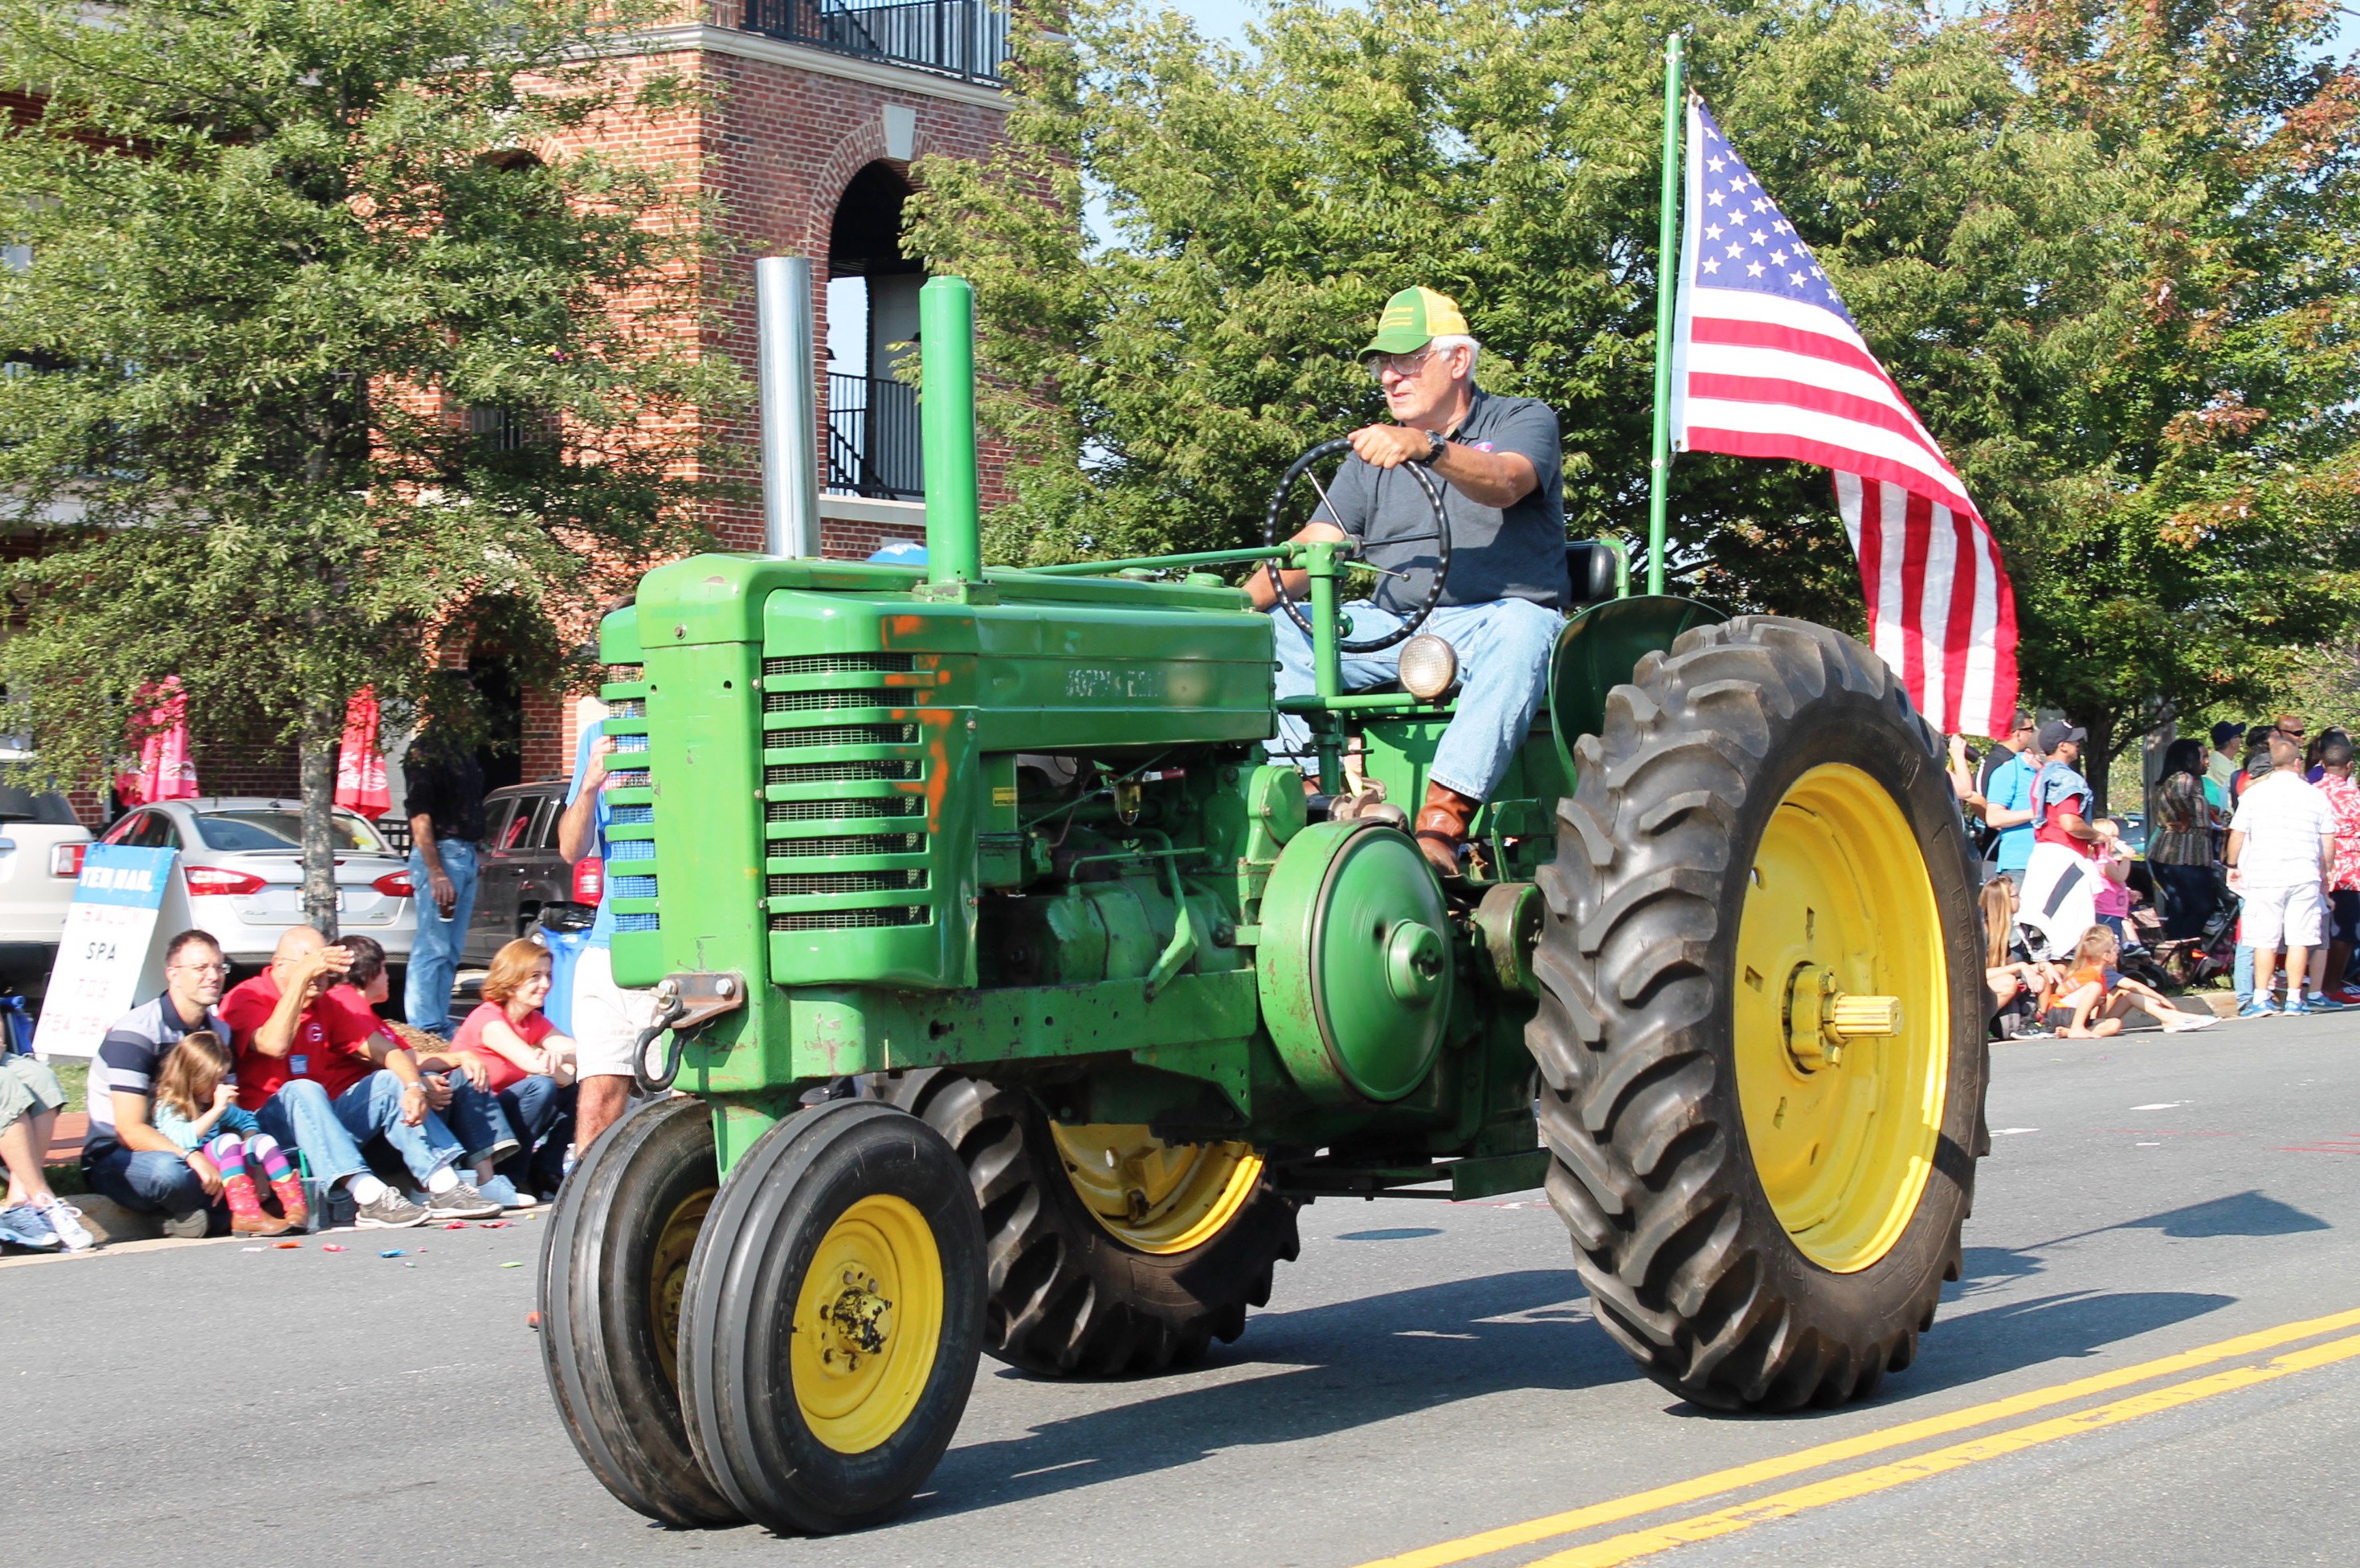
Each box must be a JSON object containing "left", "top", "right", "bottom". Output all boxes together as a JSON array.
[{"left": 96, "top": 796, "right": 418, "bottom": 968}]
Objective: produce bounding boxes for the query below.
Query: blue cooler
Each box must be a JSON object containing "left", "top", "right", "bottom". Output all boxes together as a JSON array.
[{"left": 536, "top": 907, "right": 594, "bottom": 1037}]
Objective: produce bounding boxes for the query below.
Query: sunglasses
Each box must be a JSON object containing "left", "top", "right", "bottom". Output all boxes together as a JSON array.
[{"left": 1368, "top": 349, "right": 1438, "bottom": 382}]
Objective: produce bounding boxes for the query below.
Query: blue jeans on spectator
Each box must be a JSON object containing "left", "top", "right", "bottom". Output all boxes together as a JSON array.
[
  {"left": 405, "top": 837, "right": 479, "bottom": 1035},
  {"left": 431, "top": 1072, "right": 521, "bottom": 1167},
  {"left": 81, "top": 1141, "right": 221, "bottom": 1227},
  {"left": 253, "top": 1073, "right": 463, "bottom": 1190},
  {"left": 496, "top": 1074, "right": 576, "bottom": 1191},
  {"left": 2235, "top": 943, "right": 2256, "bottom": 1005},
  {"left": 1268, "top": 598, "right": 1562, "bottom": 802}
]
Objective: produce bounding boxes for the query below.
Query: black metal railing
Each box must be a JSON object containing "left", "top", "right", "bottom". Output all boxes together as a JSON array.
[
  {"left": 742, "top": 0, "right": 1010, "bottom": 87},
  {"left": 827, "top": 373, "right": 925, "bottom": 500}
]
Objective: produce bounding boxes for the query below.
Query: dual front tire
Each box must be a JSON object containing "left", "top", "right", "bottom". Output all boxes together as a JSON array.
[{"left": 540, "top": 1098, "right": 985, "bottom": 1536}]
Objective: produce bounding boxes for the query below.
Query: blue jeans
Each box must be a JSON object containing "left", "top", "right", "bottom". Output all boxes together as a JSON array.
[
  {"left": 253, "top": 1074, "right": 463, "bottom": 1189},
  {"left": 405, "top": 838, "right": 479, "bottom": 1034},
  {"left": 1268, "top": 598, "right": 1562, "bottom": 802},
  {"left": 496, "top": 1075, "right": 576, "bottom": 1190},
  {"left": 81, "top": 1141, "right": 221, "bottom": 1225},
  {"left": 431, "top": 1073, "right": 521, "bottom": 1166}
]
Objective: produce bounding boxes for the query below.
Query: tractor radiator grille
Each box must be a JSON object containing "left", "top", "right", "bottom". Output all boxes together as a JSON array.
[
  {"left": 770, "top": 832, "right": 924, "bottom": 858},
  {"left": 757, "top": 659, "right": 935, "bottom": 938},
  {"left": 763, "top": 688, "right": 898, "bottom": 715},
  {"left": 767, "top": 796, "right": 921, "bottom": 823},
  {"left": 762, "top": 722, "right": 919, "bottom": 749},
  {"left": 763, "top": 654, "right": 916, "bottom": 676},
  {"left": 766, "top": 760, "right": 920, "bottom": 785},
  {"left": 771, "top": 906, "right": 928, "bottom": 932},
  {"left": 600, "top": 657, "right": 657, "bottom": 942},
  {"left": 767, "top": 869, "right": 927, "bottom": 897}
]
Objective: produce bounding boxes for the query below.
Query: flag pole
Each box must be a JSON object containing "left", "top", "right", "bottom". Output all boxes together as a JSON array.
[{"left": 1648, "top": 33, "right": 1685, "bottom": 597}]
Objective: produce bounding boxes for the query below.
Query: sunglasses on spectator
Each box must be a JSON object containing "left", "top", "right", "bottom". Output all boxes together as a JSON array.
[{"left": 1368, "top": 349, "right": 1439, "bottom": 382}]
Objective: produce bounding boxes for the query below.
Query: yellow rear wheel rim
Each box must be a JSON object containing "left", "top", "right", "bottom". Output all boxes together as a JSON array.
[
  {"left": 648, "top": 1187, "right": 712, "bottom": 1388},
  {"left": 790, "top": 1194, "right": 944, "bottom": 1454},
  {"left": 1732, "top": 763, "right": 1950, "bottom": 1273},
  {"left": 1049, "top": 1123, "right": 1264, "bottom": 1255}
]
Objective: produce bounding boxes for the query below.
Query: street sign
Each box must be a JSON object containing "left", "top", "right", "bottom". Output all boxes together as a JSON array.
[{"left": 32, "top": 843, "right": 179, "bottom": 1061}]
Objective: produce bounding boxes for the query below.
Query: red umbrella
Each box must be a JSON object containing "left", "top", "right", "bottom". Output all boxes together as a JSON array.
[
  {"left": 125, "top": 676, "right": 199, "bottom": 806},
  {"left": 335, "top": 687, "right": 391, "bottom": 817}
]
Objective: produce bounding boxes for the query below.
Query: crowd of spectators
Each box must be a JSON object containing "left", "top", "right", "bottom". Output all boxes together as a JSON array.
[
  {"left": 2, "top": 695, "right": 641, "bottom": 1252},
  {"left": 1958, "top": 707, "right": 2360, "bottom": 1035}
]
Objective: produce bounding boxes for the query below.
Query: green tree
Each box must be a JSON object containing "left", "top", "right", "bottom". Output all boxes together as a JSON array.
[
  {"left": 910, "top": 0, "right": 2360, "bottom": 805},
  {"left": 0, "top": 0, "right": 741, "bottom": 931}
]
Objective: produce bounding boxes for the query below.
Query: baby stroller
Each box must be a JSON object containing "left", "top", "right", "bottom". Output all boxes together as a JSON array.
[{"left": 2158, "top": 869, "right": 2240, "bottom": 991}]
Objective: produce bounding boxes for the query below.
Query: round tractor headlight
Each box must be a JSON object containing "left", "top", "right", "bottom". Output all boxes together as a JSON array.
[{"left": 1398, "top": 634, "right": 1460, "bottom": 701}]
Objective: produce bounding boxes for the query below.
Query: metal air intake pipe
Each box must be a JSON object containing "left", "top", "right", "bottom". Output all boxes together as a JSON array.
[{"left": 918, "top": 275, "right": 982, "bottom": 586}]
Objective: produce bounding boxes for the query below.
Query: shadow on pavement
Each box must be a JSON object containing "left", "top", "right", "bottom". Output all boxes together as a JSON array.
[
  {"left": 917, "top": 1268, "right": 1619, "bottom": 1517},
  {"left": 1955, "top": 1189, "right": 2329, "bottom": 1293}
]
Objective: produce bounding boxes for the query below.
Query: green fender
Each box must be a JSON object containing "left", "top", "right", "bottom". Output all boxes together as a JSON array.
[{"left": 1546, "top": 594, "right": 1728, "bottom": 782}]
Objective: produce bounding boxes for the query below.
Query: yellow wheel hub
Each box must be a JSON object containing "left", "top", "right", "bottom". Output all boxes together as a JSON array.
[
  {"left": 790, "top": 1194, "right": 944, "bottom": 1454},
  {"left": 1733, "top": 763, "right": 1950, "bottom": 1273},
  {"left": 649, "top": 1187, "right": 712, "bottom": 1388},
  {"left": 1049, "top": 1123, "right": 1263, "bottom": 1255}
]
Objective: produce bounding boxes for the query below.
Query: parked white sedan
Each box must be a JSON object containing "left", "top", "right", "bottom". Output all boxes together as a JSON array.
[
  {"left": 0, "top": 785, "right": 95, "bottom": 990},
  {"left": 96, "top": 797, "right": 418, "bottom": 970}
]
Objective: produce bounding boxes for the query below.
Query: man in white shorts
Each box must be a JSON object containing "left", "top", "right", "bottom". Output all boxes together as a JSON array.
[
  {"left": 2227, "top": 728, "right": 2337, "bottom": 1017},
  {"left": 557, "top": 722, "right": 653, "bottom": 1151}
]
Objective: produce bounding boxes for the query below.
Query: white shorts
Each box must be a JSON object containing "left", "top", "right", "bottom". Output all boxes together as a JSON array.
[
  {"left": 2240, "top": 881, "right": 2325, "bottom": 949},
  {"left": 572, "top": 943, "right": 656, "bottom": 1080}
]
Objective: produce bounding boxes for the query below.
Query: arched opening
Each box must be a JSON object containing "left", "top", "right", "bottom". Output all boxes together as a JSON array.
[{"left": 826, "top": 160, "right": 924, "bottom": 500}]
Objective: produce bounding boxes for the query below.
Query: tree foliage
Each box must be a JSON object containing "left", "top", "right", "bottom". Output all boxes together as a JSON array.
[
  {"left": 908, "top": 0, "right": 2360, "bottom": 794},
  {"left": 0, "top": 0, "right": 743, "bottom": 928}
]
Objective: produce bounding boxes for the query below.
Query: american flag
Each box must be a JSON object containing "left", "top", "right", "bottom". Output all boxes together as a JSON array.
[{"left": 1668, "top": 97, "right": 2019, "bottom": 738}]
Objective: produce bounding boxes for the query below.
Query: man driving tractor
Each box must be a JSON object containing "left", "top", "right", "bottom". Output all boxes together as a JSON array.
[{"left": 1247, "top": 286, "right": 1568, "bottom": 874}]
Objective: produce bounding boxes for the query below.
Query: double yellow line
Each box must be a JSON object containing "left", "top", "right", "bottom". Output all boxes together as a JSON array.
[{"left": 1356, "top": 1305, "right": 2360, "bottom": 1568}]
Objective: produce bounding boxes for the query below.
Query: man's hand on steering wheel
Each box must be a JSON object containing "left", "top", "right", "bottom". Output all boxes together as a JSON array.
[{"left": 1346, "top": 424, "right": 1434, "bottom": 469}]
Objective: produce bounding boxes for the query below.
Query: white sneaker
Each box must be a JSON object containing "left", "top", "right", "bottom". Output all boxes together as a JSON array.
[
  {"left": 32, "top": 1196, "right": 95, "bottom": 1251},
  {"left": 472, "top": 1174, "right": 539, "bottom": 1211}
]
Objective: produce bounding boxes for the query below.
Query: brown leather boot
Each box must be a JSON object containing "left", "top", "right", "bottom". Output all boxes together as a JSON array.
[{"left": 1413, "top": 782, "right": 1480, "bottom": 876}]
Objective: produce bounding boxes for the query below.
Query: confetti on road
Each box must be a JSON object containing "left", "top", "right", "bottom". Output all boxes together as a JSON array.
[
  {"left": 479, "top": 1220, "right": 511, "bottom": 1229},
  {"left": 443, "top": 1221, "right": 468, "bottom": 1230},
  {"left": 500, "top": 1260, "right": 525, "bottom": 1268},
  {"left": 1995, "top": 1127, "right": 2039, "bottom": 1136},
  {"left": 273, "top": 1241, "right": 300, "bottom": 1249},
  {"left": 525, "top": 1310, "right": 542, "bottom": 1329},
  {"left": 241, "top": 1246, "right": 263, "bottom": 1252},
  {"left": 322, "top": 1244, "right": 348, "bottom": 1253},
  {"left": 379, "top": 1248, "right": 406, "bottom": 1258},
  {"left": 2133, "top": 1102, "right": 2188, "bottom": 1111}
]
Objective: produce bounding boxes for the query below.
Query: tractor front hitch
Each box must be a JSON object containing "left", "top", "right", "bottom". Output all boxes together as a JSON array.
[{"left": 632, "top": 971, "right": 749, "bottom": 1093}]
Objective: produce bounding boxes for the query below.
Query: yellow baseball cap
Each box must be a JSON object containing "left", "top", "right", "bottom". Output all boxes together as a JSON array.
[{"left": 1362, "top": 286, "right": 1470, "bottom": 356}]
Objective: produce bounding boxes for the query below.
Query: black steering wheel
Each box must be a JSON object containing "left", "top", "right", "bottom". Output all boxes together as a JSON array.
[{"left": 1262, "top": 436, "right": 1453, "bottom": 654}]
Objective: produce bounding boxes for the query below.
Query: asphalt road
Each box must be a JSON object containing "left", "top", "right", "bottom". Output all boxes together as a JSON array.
[{"left": 8, "top": 1013, "right": 2358, "bottom": 1567}]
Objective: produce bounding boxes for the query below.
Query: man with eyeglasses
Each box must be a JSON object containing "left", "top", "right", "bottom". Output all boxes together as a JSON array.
[
  {"left": 80, "top": 928, "right": 238, "bottom": 1238},
  {"left": 1248, "top": 286, "right": 1568, "bottom": 873}
]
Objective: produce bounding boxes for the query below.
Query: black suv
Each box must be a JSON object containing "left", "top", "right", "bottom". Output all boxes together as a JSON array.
[{"left": 466, "top": 778, "right": 594, "bottom": 965}]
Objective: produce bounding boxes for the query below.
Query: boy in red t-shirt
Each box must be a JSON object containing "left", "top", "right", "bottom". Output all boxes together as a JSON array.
[
  {"left": 219, "top": 927, "right": 503, "bottom": 1227},
  {"left": 414, "top": 938, "right": 578, "bottom": 1206}
]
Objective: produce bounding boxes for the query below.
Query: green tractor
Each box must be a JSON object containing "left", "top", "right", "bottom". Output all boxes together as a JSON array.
[{"left": 537, "top": 277, "right": 1989, "bottom": 1534}]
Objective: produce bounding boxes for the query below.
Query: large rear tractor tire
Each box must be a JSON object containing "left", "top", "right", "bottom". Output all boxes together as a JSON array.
[
  {"left": 538, "top": 1094, "right": 741, "bottom": 1527},
  {"left": 876, "top": 1069, "right": 1301, "bottom": 1377},
  {"left": 1529, "top": 616, "right": 1989, "bottom": 1411},
  {"left": 677, "top": 1100, "right": 986, "bottom": 1535}
]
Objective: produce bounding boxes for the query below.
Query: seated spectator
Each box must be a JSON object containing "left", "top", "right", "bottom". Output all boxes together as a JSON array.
[
  {"left": 1981, "top": 877, "right": 2062, "bottom": 1038},
  {"left": 80, "top": 928, "right": 236, "bottom": 1239},
  {"left": 333, "top": 935, "right": 522, "bottom": 1175},
  {"left": 417, "top": 938, "right": 578, "bottom": 1207},
  {"left": 2041, "top": 925, "right": 2219, "bottom": 1038},
  {"left": 219, "top": 926, "right": 506, "bottom": 1227},
  {"left": 150, "top": 1029, "right": 304, "bottom": 1236},
  {"left": 1, "top": 1050, "right": 93, "bottom": 1251}
]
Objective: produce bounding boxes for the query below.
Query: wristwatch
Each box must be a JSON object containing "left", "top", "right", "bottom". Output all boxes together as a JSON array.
[{"left": 1411, "top": 428, "right": 1447, "bottom": 465}]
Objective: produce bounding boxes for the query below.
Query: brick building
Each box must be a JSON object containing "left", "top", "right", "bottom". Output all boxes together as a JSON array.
[{"left": 14, "top": 2, "right": 1021, "bottom": 816}]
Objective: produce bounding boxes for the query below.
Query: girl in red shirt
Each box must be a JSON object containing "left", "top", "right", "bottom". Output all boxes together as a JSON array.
[{"left": 417, "top": 939, "right": 578, "bottom": 1205}]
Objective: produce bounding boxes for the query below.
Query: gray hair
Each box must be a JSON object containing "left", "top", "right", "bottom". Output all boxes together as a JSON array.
[{"left": 1427, "top": 333, "right": 1480, "bottom": 373}]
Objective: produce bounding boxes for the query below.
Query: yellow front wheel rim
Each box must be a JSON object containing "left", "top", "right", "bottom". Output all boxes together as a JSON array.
[
  {"left": 1732, "top": 763, "right": 1950, "bottom": 1273},
  {"left": 1049, "top": 1123, "right": 1264, "bottom": 1255},
  {"left": 648, "top": 1188, "right": 712, "bottom": 1388},
  {"left": 790, "top": 1194, "right": 944, "bottom": 1454}
]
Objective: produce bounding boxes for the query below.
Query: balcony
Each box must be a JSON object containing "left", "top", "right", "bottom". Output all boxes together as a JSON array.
[
  {"left": 828, "top": 374, "right": 924, "bottom": 500},
  {"left": 742, "top": 0, "right": 1011, "bottom": 87}
]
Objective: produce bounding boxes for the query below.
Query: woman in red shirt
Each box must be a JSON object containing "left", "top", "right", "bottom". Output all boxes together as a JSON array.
[{"left": 418, "top": 939, "right": 578, "bottom": 1206}]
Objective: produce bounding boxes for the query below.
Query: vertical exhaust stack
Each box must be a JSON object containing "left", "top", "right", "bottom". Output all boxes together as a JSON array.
[
  {"left": 918, "top": 275, "right": 982, "bottom": 586},
  {"left": 756, "top": 255, "right": 822, "bottom": 558}
]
